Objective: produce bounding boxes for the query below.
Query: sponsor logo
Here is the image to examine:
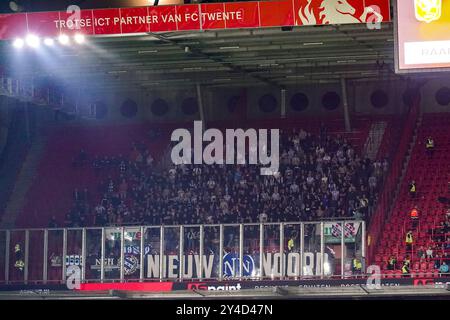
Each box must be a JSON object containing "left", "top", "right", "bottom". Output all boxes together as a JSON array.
[
  {"left": 414, "top": 0, "right": 442, "bottom": 23},
  {"left": 187, "top": 282, "right": 242, "bottom": 291}
]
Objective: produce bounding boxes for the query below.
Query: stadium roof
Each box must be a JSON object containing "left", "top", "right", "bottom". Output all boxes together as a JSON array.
[{"left": 1, "top": 23, "right": 398, "bottom": 90}]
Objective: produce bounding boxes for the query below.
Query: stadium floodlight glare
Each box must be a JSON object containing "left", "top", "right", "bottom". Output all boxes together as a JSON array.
[
  {"left": 74, "top": 34, "right": 85, "bottom": 44},
  {"left": 44, "top": 38, "right": 54, "bottom": 46},
  {"left": 12, "top": 38, "right": 24, "bottom": 49},
  {"left": 58, "top": 34, "right": 70, "bottom": 45},
  {"left": 26, "top": 34, "right": 40, "bottom": 48},
  {"left": 9, "top": 1, "right": 24, "bottom": 12}
]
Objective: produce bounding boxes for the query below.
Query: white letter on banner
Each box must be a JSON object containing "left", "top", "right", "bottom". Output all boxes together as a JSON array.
[
  {"left": 168, "top": 255, "right": 178, "bottom": 278},
  {"left": 273, "top": 253, "right": 282, "bottom": 276},
  {"left": 287, "top": 253, "right": 300, "bottom": 277},
  {"left": 303, "top": 252, "right": 314, "bottom": 276},
  {"left": 193, "top": 254, "right": 213, "bottom": 278},
  {"left": 147, "top": 255, "right": 159, "bottom": 278},
  {"left": 262, "top": 252, "right": 272, "bottom": 278},
  {"left": 183, "top": 255, "right": 193, "bottom": 279}
]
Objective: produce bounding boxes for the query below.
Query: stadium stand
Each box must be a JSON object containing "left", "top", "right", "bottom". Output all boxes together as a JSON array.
[
  {"left": 15, "top": 117, "right": 379, "bottom": 230},
  {"left": 374, "top": 113, "right": 450, "bottom": 277}
]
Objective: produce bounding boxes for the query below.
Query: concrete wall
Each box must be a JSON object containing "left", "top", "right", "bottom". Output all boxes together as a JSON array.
[
  {"left": 62, "top": 78, "right": 450, "bottom": 124},
  {"left": 349, "top": 79, "right": 410, "bottom": 115},
  {"left": 420, "top": 77, "right": 450, "bottom": 113}
]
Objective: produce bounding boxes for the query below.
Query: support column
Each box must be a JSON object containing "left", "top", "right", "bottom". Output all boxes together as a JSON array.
[
  {"left": 43, "top": 230, "right": 48, "bottom": 284},
  {"left": 196, "top": 83, "right": 205, "bottom": 130},
  {"left": 362, "top": 220, "right": 366, "bottom": 270},
  {"left": 24, "top": 230, "right": 29, "bottom": 284},
  {"left": 340, "top": 77, "right": 351, "bottom": 132},
  {"left": 62, "top": 229, "right": 67, "bottom": 284},
  {"left": 199, "top": 225, "right": 204, "bottom": 280},
  {"left": 259, "top": 224, "right": 264, "bottom": 280},
  {"left": 159, "top": 227, "right": 164, "bottom": 281},
  {"left": 81, "top": 229, "right": 86, "bottom": 283},
  {"left": 320, "top": 222, "right": 325, "bottom": 278},
  {"left": 100, "top": 228, "right": 105, "bottom": 283},
  {"left": 239, "top": 224, "right": 244, "bottom": 279},
  {"left": 281, "top": 88, "right": 287, "bottom": 118},
  {"left": 279, "top": 223, "right": 284, "bottom": 279},
  {"left": 219, "top": 225, "right": 224, "bottom": 281},
  {"left": 179, "top": 226, "right": 184, "bottom": 281},
  {"left": 300, "top": 223, "right": 304, "bottom": 277},
  {"left": 341, "top": 221, "right": 345, "bottom": 279},
  {"left": 5, "top": 231, "right": 9, "bottom": 284},
  {"left": 140, "top": 227, "right": 145, "bottom": 282},
  {"left": 120, "top": 227, "right": 124, "bottom": 282}
]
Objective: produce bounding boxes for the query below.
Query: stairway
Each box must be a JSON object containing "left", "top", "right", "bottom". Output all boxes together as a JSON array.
[
  {"left": 373, "top": 113, "right": 450, "bottom": 276},
  {"left": 0, "top": 134, "right": 47, "bottom": 229},
  {"left": 363, "top": 121, "right": 387, "bottom": 160}
]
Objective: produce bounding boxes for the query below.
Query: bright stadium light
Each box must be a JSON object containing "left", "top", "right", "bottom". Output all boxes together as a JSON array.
[
  {"left": 26, "top": 34, "right": 40, "bottom": 48},
  {"left": 9, "top": 1, "right": 24, "bottom": 12},
  {"left": 12, "top": 38, "right": 24, "bottom": 49},
  {"left": 58, "top": 34, "right": 70, "bottom": 45},
  {"left": 44, "top": 38, "right": 54, "bottom": 46},
  {"left": 74, "top": 34, "right": 85, "bottom": 44}
]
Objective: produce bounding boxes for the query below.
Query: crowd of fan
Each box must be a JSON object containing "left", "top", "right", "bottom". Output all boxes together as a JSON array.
[{"left": 54, "top": 127, "right": 389, "bottom": 228}]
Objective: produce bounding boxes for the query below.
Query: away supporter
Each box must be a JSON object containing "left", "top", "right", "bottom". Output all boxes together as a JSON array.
[{"left": 57, "top": 128, "right": 386, "bottom": 229}]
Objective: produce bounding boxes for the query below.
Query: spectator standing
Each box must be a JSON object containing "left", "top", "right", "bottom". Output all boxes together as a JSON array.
[
  {"left": 387, "top": 255, "right": 397, "bottom": 270},
  {"left": 410, "top": 206, "right": 419, "bottom": 229},
  {"left": 409, "top": 180, "right": 417, "bottom": 199},
  {"left": 405, "top": 230, "right": 413, "bottom": 252},
  {"left": 401, "top": 260, "right": 410, "bottom": 277},
  {"left": 434, "top": 254, "right": 441, "bottom": 269},
  {"left": 439, "top": 262, "right": 449, "bottom": 274},
  {"left": 426, "top": 246, "right": 433, "bottom": 260},
  {"left": 425, "top": 136, "right": 434, "bottom": 158},
  {"left": 351, "top": 256, "right": 362, "bottom": 276}
]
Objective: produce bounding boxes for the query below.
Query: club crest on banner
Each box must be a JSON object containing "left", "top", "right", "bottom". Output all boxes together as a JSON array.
[
  {"left": 414, "top": 0, "right": 442, "bottom": 23},
  {"left": 122, "top": 255, "right": 139, "bottom": 276},
  {"left": 295, "top": 0, "right": 384, "bottom": 25},
  {"left": 223, "top": 253, "right": 256, "bottom": 277}
]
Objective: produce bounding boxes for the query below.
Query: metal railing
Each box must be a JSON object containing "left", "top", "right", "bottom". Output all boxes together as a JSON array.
[{"left": 0, "top": 220, "right": 365, "bottom": 285}]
